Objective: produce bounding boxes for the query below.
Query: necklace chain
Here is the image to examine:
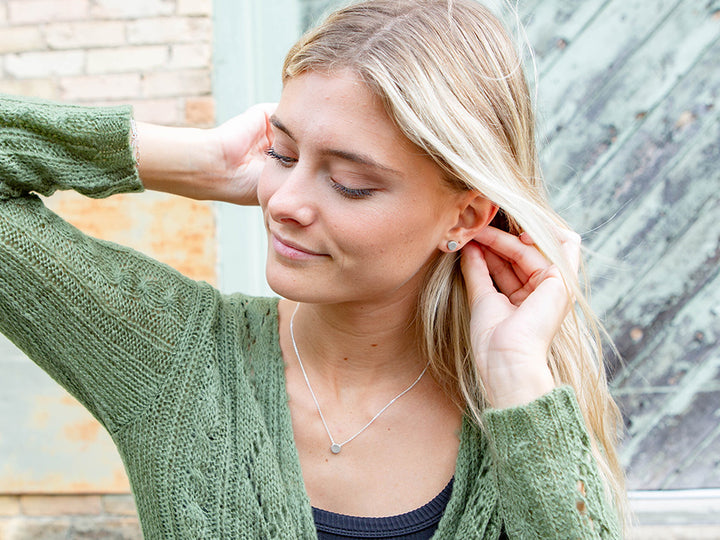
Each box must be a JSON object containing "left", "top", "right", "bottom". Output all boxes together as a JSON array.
[{"left": 289, "top": 304, "right": 428, "bottom": 455}]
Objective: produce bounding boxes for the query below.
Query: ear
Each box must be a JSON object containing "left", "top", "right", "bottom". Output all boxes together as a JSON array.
[{"left": 440, "top": 191, "right": 498, "bottom": 252}]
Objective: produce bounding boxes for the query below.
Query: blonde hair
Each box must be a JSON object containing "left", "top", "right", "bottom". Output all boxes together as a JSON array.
[{"left": 283, "top": 0, "right": 626, "bottom": 522}]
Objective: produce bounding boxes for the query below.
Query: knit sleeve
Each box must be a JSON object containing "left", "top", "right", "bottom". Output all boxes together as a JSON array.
[
  {"left": 0, "top": 94, "right": 209, "bottom": 433},
  {"left": 483, "top": 386, "right": 621, "bottom": 539}
]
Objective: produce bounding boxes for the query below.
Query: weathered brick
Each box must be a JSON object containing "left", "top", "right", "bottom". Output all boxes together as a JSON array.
[
  {"left": 81, "top": 99, "right": 182, "bottom": 125},
  {"left": 45, "top": 21, "right": 126, "bottom": 50},
  {"left": 69, "top": 517, "right": 142, "bottom": 539},
  {"left": 20, "top": 495, "right": 103, "bottom": 516},
  {"left": 0, "top": 496, "right": 21, "bottom": 516},
  {"left": 60, "top": 74, "right": 142, "bottom": 101},
  {"left": 0, "top": 517, "right": 71, "bottom": 540},
  {"left": 128, "top": 98, "right": 183, "bottom": 124},
  {"left": 0, "top": 26, "right": 45, "bottom": 54},
  {"left": 91, "top": 0, "right": 174, "bottom": 19},
  {"left": 86, "top": 46, "right": 168, "bottom": 75},
  {"left": 169, "top": 43, "right": 212, "bottom": 69},
  {"left": 177, "top": 0, "right": 212, "bottom": 16},
  {"left": 8, "top": 0, "right": 89, "bottom": 24},
  {"left": 127, "top": 17, "right": 212, "bottom": 45},
  {"left": 102, "top": 495, "right": 138, "bottom": 517},
  {"left": 185, "top": 96, "right": 215, "bottom": 126},
  {"left": 5, "top": 50, "right": 84, "bottom": 78},
  {"left": 142, "top": 69, "right": 211, "bottom": 98},
  {"left": 0, "top": 78, "right": 58, "bottom": 100}
]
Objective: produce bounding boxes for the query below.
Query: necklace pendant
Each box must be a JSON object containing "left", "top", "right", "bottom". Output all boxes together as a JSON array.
[{"left": 330, "top": 443, "right": 342, "bottom": 454}]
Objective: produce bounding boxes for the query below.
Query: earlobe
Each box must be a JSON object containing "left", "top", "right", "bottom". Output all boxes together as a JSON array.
[{"left": 442, "top": 193, "right": 498, "bottom": 251}]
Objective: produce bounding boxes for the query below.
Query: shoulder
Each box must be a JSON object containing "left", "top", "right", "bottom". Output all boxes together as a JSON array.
[
  {"left": 222, "top": 293, "right": 279, "bottom": 326},
  {"left": 217, "top": 293, "right": 280, "bottom": 350}
]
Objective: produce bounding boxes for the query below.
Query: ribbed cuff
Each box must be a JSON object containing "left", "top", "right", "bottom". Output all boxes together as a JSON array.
[
  {"left": 0, "top": 94, "right": 143, "bottom": 199},
  {"left": 482, "top": 386, "right": 591, "bottom": 461}
]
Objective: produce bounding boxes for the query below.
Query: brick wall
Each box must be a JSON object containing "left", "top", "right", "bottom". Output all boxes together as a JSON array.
[
  {"left": 1, "top": 1, "right": 215, "bottom": 538},
  {"left": 0, "top": 494, "right": 141, "bottom": 539},
  {"left": 0, "top": 0, "right": 217, "bottom": 284},
  {"left": 0, "top": 0, "right": 214, "bottom": 125}
]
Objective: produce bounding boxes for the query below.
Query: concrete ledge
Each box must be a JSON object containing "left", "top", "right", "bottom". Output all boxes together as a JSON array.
[
  {"left": 630, "top": 489, "right": 720, "bottom": 525},
  {"left": 628, "top": 490, "right": 720, "bottom": 539}
]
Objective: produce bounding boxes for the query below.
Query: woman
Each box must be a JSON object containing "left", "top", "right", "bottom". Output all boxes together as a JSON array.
[{"left": 0, "top": 0, "right": 625, "bottom": 538}]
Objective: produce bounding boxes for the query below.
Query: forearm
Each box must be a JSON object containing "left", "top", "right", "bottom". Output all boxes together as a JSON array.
[
  {"left": 135, "top": 103, "right": 275, "bottom": 205},
  {"left": 135, "top": 122, "right": 229, "bottom": 201},
  {"left": 485, "top": 386, "right": 621, "bottom": 539},
  {"left": 0, "top": 95, "right": 206, "bottom": 430}
]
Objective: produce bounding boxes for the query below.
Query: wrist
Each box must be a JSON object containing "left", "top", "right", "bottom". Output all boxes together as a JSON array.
[
  {"left": 136, "top": 122, "right": 226, "bottom": 200},
  {"left": 484, "top": 360, "right": 556, "bottom": 409}
]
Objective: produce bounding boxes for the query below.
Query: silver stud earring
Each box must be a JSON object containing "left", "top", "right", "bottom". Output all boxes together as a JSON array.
[{"left": 447, "top": 240, "right": 459, "bottom": 252}]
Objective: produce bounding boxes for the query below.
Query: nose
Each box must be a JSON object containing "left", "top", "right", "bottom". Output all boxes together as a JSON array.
[{"left": 264, "top": 165, "right": 317, "bottom": 227}]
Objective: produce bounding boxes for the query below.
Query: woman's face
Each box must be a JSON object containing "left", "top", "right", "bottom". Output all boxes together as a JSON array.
[{"left": 257, "top": 70, "right": 474, "bottom": 306}]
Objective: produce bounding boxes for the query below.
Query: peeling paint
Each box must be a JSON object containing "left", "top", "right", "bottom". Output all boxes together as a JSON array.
[
  {"left": 46, "top": 191, "right": 217, "bottom": 285},
  {"left": 63, "top": 420, "right": 101, "bottom": 445},
  {"left": 1, "top": 374, "right": 131, "bottom": 494}
]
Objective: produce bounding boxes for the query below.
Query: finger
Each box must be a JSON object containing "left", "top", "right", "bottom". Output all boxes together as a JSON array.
[
  {"left": 514, "top": 265, "right": 573, "bottom": 343},
  {"left": 480, "top": 245, "right": 524, "bottom": 299},
  {"left": 255, "top": 103, "right": 278, "bottom": 146},
  {"left": 559, "top": 229, "right": 581, "bottom": 277},
  {"left": 474, "top": 226, "right": 549, "bottom": 282},
  {"left": 252, "top": 103, "right": 277, "bottom": 147},
  {"left": 254, "top": 102, "right": 278, "bottom": 116},
  {"left": 519, "top": 231, "right": 534, "bottom": 245}
]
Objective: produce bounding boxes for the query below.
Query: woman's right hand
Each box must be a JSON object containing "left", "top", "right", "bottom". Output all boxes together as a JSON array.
[{"left": 138, "top": 103, "right": 276, "bottom": 205}]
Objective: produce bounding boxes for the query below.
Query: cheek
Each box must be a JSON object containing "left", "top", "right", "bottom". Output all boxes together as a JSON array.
[
  {"left": 338, "top": 209, "right": 437, "bottom": 266},
  {"left": 257, "top": 165, "right": 275, "bottom": 211}
]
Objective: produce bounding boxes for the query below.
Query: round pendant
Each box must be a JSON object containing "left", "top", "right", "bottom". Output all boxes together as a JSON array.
[{"left": 330, "top": 443, "right": 342, "bottom": 454}]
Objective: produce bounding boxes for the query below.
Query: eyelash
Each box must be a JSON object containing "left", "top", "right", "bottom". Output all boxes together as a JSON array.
[
  {"left": 265, "top": 147, "right": 296, "bottom": 167},
  {"left": 265, "top": 147, "right": 375, "bottom": 200},
  {"left": 330, "top": 182, "right": 374, "bottom": 199}
]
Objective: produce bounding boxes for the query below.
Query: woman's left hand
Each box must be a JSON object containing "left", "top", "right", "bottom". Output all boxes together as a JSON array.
[{"left": 460, "top": 226, "right": 581, "bottom": 409}]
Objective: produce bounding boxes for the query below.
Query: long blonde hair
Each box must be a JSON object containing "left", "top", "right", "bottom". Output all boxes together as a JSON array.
[{"left": 283, "top": 0, "right": 626, "bottom": 520}]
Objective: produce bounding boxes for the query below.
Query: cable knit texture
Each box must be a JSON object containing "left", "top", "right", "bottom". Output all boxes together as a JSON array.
[{"left": 0, "top": 95, "right": 620, "bottom": 539}]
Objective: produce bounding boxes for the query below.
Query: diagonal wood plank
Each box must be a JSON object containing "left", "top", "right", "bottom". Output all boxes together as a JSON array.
[
  {"left": 543, "top": 1, "right": 720, "bottom": 200},
  {"left": 523, "top": 0, "right": 610, "bottom": 69},
  {"left": 535, "top": 0, "right": 681, "bottom": 144}
]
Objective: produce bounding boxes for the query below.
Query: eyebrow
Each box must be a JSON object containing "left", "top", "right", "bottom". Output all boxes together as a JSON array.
[{"left": 270, "top": 115, "right": 404, "bottom": 178}]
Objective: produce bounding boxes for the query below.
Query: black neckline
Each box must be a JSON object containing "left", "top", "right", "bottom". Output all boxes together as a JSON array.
[{"left": 312, "top": 478, "right": 454, "bottom": 536}]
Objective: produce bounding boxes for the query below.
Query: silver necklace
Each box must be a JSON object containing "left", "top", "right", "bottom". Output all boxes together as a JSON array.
[{"left": 289, "top": 304, "right": 428, "bottom": 455}]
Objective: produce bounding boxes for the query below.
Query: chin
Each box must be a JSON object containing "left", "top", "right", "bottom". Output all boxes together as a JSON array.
[
  {"left": 265, "top": 265, "right": 324, "bottom": 303},
  {"left": 265, "top": 267, "right": 361, "bottom": 305}
]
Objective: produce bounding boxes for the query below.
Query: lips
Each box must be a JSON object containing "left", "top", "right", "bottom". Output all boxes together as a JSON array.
[{"left": 270, "top": 232, "right": 325, "bottom": 260}]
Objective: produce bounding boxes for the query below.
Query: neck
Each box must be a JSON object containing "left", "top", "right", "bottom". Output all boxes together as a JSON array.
[{"left": 284, "top": 296, "right": 426, "bottom": 397}]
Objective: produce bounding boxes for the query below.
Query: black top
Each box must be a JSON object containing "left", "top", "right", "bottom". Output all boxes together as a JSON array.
[{"left": 313, "top": 479, "right": 454, "bottom": 539}]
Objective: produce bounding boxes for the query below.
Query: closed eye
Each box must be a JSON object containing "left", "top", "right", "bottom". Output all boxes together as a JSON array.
[
  {"left": 266, "top": 147, "right": 297, "bottom": 167},
  {"left": 331, "top": 179, "right": 374, "bottom": 199}
]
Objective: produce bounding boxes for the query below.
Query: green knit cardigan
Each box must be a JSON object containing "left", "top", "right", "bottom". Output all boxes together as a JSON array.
[{"left": 0, "top": 95, "right": 621, "bottom": 539}]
